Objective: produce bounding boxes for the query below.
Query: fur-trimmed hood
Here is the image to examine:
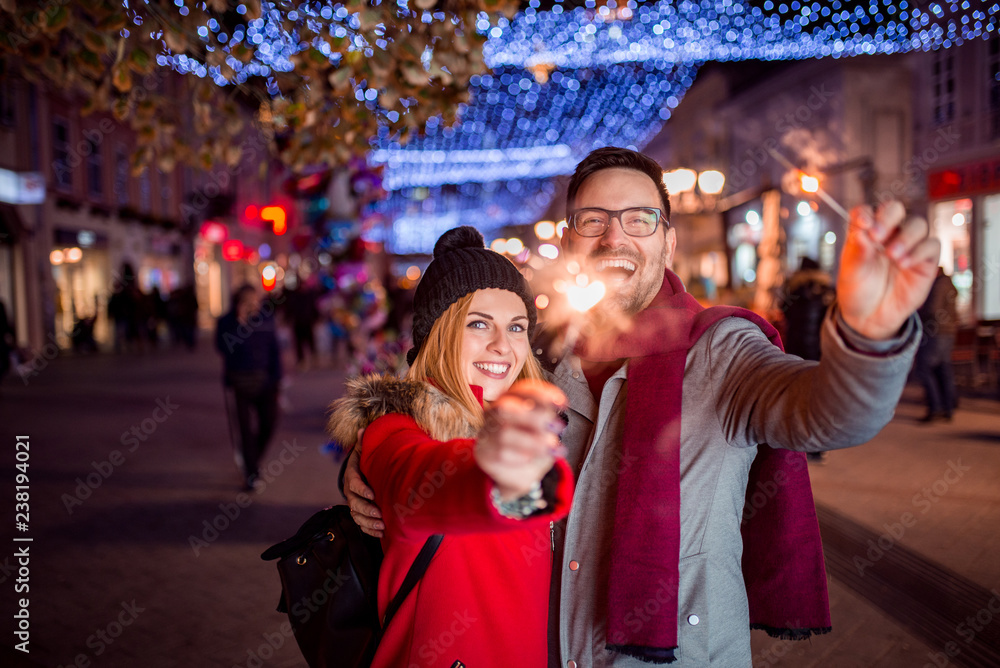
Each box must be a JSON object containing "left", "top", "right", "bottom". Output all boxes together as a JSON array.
[{"left": 326, "top": 374, "right": 478, "bottom": 450}]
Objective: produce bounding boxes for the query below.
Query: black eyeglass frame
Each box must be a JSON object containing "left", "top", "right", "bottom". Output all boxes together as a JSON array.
[{"left": 567, "top": 206, "right": 669, "bottom": 237}]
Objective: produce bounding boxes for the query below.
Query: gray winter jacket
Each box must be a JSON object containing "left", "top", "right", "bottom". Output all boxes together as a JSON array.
[{"left": 548, "top": 309, "right": 920, "bottom": 667}]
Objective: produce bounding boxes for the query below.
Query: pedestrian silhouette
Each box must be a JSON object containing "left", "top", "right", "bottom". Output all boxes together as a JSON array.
[
  {"left": 781, "top": 257, "right": 835, "bottom": 461},
  {"left": 215, "top": 286, "right": 283, "bottom": 489},
  {"left": 915, "top": 266, "right": 959, "bottom": 423}
]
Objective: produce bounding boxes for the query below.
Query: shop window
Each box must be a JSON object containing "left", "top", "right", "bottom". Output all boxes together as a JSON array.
[
  {"left": 931, "top": 51, "right": 955, "bottom": 126},
  {"left": 52, "top": 117, "right": 73, "bottom": 191},
  {"left": 982, "top": 195, "right": 1000, "bottom": 320},
  {"left": 930, "top": 199, "right": 973, "bottom": 323}
]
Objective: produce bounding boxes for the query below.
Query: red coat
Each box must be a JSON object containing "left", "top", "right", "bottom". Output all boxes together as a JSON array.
[{"left": 360, "top": 410, "right": 574, "bottom": 668}]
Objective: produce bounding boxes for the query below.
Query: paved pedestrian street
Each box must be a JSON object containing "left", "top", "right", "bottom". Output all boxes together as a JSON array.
[
  {"left": 1, "top": 344, "right": 345, "bottom": 667},
  {"left": 0, "top": 344, "right": 998, "bottom": 667}
]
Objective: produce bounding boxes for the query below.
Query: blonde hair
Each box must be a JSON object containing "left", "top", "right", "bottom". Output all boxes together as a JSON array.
[{"left": 407, "top": 292, "right": 544, "bottom": 429}]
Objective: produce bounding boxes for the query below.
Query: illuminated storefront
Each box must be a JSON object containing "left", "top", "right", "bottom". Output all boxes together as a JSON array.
[
  {"left": 50, "top": 229, "right": 110, "bottom": 349},
  {"left": 49, "top": 222, "right": 189, "bottom": 350},
  {"left": 929, "top": 158, "right": 1000, "bottom": 324}
]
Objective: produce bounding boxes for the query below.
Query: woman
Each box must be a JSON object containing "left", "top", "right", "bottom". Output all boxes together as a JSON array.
[{"left": 328, "top": 226, "right": 573, "bottom": 668}]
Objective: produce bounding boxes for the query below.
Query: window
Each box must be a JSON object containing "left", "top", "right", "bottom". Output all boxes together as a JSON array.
[
  {"left": 981, "top": 194, "right": 1000, "bottom": 320},
  {"left": 0, "top": 81, "right": 14, "bottom": 127},
  {"left": 160, "top": 181, "right": 172, "bottom": 219},
  {"left": 989, "top": 36, "right": 1000, "bottom": 139},
  {"left": 139, "top": 170, "right": 151, "bottom": 213},
  {"left": 52, "top": 118, "right": 73, "bottom": 191},
  {"left": 115, "top": 145, "right": 130, "bottom": 207},
  {"left": 85, "top": 135, "right": 103, "bottom": 200},
  {"left": 931, "top": 51, "right": 956, "bottom": 126},
  {"left": 930, "top": 199, "right": 973, "bottom": 322}
]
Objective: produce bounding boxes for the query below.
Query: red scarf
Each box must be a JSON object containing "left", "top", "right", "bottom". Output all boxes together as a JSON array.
[{"left": 576, "top": 270, "right": 831, "bottom": 663}]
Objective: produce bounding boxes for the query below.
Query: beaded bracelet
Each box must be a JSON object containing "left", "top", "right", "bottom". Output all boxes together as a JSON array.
[{"left": 490, "top": 481, "right": 548, "bottom": 519}]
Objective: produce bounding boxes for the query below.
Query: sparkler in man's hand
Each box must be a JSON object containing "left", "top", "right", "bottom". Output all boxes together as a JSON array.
[
  {"left": 767, "top": 146, "right": 886, "bottom": 253},
  {"left": 561, "top": 269, "right": 607, "bottom": 356},
  {"left": 765, "top": 145, "right": 939, "bottom": 340},
  {"left": 528, "top": 255, "right": 621, "bottom": 361}
]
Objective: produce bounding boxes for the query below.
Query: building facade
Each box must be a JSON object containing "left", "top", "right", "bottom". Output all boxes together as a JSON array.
[
  {"left": 654, "top": 44, "right": 998, "bottom": 389},
  {"left": 909, "top": 36, "right": 1000, "bottom": 326},
  {"left": 0, "top": 65, "right": 280, "bottom": 356}
]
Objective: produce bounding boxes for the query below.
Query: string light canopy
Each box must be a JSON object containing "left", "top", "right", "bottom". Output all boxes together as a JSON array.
[
  {"left": 373, "top": 61, "right": 698, "bottom": 190},
  {"left": 486, "top": 0, "right": 998, "bottom": 69},
  {"left": 158, "top": 1, "right": 998, "bottom": 82},
  {"left": 372, "top": 59, "right": 697, "bottom": 252},
  {"left": 369, "top": 0, "right": 996, "bottom": 253},
  {"left": 154, "top": 1, "right": 996, "bottom": 253}
]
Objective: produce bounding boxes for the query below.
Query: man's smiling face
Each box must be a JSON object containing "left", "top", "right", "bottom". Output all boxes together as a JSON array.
[{"left": 562, "top": 167, "right": 676, "bottom": 316}]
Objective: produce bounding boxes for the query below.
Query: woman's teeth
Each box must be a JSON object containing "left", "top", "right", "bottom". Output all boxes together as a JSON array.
[{"left": 474, "top": 362, "right": 510, "bottom": 375}]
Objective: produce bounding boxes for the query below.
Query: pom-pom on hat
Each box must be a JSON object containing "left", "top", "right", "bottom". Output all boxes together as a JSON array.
[{"left": 407, "top": 226, "right": 536, "bottom": 365}]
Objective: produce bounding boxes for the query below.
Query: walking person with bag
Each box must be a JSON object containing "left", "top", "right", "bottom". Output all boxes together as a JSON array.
[
  {"left": 326, "top": 226, "right": 574, "bottom": 668},
  {"left": 215, "top": 285, "right": 283, "bottom": 490}
]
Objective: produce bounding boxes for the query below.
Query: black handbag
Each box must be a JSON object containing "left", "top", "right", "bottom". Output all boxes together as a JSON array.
[{"left": 261, "top": 505, "right": 442, "bottom": 668}]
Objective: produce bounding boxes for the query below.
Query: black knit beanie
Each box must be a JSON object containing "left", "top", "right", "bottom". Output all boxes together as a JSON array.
[{"left": 407, "top": 226, "right": 536, "bottom": 365}]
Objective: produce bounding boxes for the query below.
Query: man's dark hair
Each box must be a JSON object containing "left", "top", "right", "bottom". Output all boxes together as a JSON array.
[
  {"left": 566, "top": 146, "right": 671, "bottom": 226},
  {"left": 798, "top": 256, "right": 820, "bottom": 272},
  {"left": 231, "top": 285, "right": 257, "bottom": 312}
]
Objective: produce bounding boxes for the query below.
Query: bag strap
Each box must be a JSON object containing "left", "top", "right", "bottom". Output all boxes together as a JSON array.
[{"left": 381, "top": 534, "right": 443, "bottom": 631}]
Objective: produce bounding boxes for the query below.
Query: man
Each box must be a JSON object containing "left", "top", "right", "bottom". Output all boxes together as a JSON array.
[
  {"left": 216, "top": 285, "right": 283, "bottom": 490},
  {"left": 343, "top": 147, "right": 938, "bottom": 666},
  {"left": 780, "top": 256, "right": 836, "bottom": 462},
  {"left": 781, "top": 256, "right": 835, "bottom": 363},
  {"left": 914, "top": 266, "right": 959, "bottom": 422}
]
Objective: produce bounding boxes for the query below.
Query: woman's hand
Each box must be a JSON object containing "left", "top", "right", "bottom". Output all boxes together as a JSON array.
[
  {"left": 342, "top": 446, "right": 385, "bottom": 538},
  {"left": 475, "top": 379, "right": 568, "bottom": 502}
]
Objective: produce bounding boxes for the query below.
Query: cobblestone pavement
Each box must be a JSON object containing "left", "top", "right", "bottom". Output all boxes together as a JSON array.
[{"left": 0, "top": 343, "right": 997, "bottom": 667}]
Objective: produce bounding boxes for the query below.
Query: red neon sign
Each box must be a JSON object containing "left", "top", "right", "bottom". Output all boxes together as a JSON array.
[{"left": 261, "top": 205, "right": 287, "bottom": 235}]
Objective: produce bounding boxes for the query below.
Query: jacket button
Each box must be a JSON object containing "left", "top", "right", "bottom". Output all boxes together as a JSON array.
[
  {"left": 688, "top": 614, "right": 700, "bottom": 625},
  {"left": 568, "top": 662, "right": 578, "bottom": 668},
  {"left": 572, "top": 372, "right": 580, "bottom": 379},
  {"left": 569, "top": 560, "right": 580, "bottom": 571}
]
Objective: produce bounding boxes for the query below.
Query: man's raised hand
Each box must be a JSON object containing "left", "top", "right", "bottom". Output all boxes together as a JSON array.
[{"left": 837, "top": 201, "right": 941, "bottom": 340}]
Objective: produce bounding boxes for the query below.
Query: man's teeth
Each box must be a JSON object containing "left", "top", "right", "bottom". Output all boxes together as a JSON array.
[
  {"left": 597, "top": 259, "right": 637, "bottom": 273},
  {"left": 474, "top": 362, "right": 510, "bottom": 375}
]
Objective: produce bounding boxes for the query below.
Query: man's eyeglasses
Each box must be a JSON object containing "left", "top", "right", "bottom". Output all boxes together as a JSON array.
[{"left": 567, "top": 207, "right": 667, "bottom": 238}]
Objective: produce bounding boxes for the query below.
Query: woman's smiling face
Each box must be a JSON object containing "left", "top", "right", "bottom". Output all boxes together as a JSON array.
[{"left": 460, "top": 288, "right": 531, "bottom": 401}]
